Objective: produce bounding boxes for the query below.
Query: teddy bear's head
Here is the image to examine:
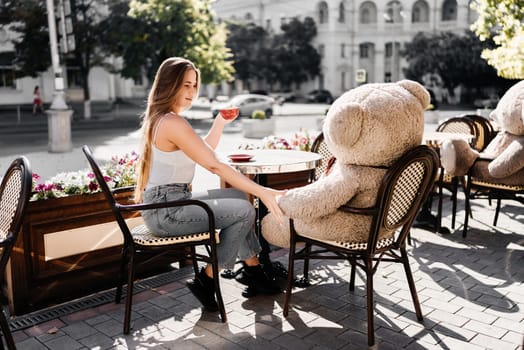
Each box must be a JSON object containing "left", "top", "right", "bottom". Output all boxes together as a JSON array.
[
  {"left": 323, "top": 80, "right": 430, "bottom": 167},
  {"left": 489, "top": 80, "right": 524, "bottom": 136}
]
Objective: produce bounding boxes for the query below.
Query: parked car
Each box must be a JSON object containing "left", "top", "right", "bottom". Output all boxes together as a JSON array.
[
  {"left": 212, "top": 94, "right": 275, "bottom": 118},
  {"left": 306, "top": 89, "right": 334, "bottom": 103}
]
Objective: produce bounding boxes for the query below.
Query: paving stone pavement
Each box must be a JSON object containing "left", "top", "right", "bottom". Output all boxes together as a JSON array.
[
  {"left": 1, "top": 105, "right": 522, "bottom": 349},
  {"left": 8, "top": 194, "right": 524, "bottom": 350}
]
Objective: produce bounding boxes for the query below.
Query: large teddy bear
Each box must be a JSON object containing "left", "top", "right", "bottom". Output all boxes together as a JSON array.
[
  {"left": 262, "top": 80, "right": 430, "bottom": 247},
  {"left": 440, "top": 80, "right": 524, "bottom": 185}
]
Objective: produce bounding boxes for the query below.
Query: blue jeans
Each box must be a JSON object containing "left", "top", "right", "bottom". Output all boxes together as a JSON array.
[{"left": 142, "top": 184, "right": 260, "bottom": 270}]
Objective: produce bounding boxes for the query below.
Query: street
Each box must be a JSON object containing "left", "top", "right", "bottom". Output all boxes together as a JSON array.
[{"left": 0, "top": 103, "right": 470, "bottom": 191}]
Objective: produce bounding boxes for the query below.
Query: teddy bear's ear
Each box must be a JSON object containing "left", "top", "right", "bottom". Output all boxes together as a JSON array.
[
  {"left": 397, "top": 80, "right": 430, "bottom": 110},
  {"left": 325, "top": 102, "right": 363, "bottom": 147}
]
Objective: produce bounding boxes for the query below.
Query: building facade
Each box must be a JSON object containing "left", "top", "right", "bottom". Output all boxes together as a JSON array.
[
  {"left": 0, "top": 0, "right": 475, "bottom": 106},
  {"left": 212, "top": 0, "right": 476, "bottom": 97}
]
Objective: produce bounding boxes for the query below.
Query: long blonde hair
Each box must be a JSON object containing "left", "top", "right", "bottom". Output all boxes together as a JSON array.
[{"left": 134, "top": 57, "right": 201, "bottom": 202}]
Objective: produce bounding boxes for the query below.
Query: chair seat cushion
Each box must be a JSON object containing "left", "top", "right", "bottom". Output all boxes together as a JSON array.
[
  {"left": 470, "top": 179, "right": 524, "bottom": 191},
  {"left": 131, "top": 224, "right": 215, "bottom": 246},
  {"left": 302, "top": 234, "right": 395, "bottom": 251}
]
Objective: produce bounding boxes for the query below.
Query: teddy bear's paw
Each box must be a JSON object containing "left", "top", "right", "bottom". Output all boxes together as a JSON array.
[
  {"left": 440, "top": 139, "right": 477, "bottom": 176},
  {"left": 440, "top": 140, "right": 458, "bottom": 174}
]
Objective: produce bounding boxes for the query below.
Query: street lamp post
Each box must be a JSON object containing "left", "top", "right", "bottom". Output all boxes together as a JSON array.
[{"left": 46, "top": 0, "right": 73, "bottom": 153}]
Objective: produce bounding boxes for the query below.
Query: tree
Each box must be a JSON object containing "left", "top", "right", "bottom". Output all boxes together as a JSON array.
[
  {"left": 7, "top": 0, "right": 115, "bottom": 118},
  {"left": 101, "top": 0, "right": 234, "bottom": 85},
  {"left": 402, "top": 30, "right": 513, "bottom": 99},
  {"left": 5, "top": 0, "right": 51, "bottom": 77},
  {"left": 224, "top": 17, "right": 320, "bottom": 91},
  {"left": 271, "top": 17, "right": 320, "bottom": 89},
  {"left": 226, "top": 22, "right": 269, "bottom": 82},
  {"left": 470, "top": 0, "right": 524, "bottom": 79}
]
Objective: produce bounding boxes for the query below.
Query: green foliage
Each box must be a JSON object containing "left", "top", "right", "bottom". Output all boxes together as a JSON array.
[
  {"left": 102, "top": 0, "right": 234, "bottom": 84},
  {"left": 226, "top": 17, "right": 320, "bottom": 90},
  {"left": 250, "top": 110, "right": 267, "bottom": 119},
  {"left": 402, "top": 30, "right": 512, "bottom": 96},
  {"left": 470, "top": 0, "right": 524, "bottom": 78},
  {"left": 226, "top": 22, "right": 269, "bottom": 81},
  {"left": 7, "top": 0, "right": 50, "bottom": 77}
]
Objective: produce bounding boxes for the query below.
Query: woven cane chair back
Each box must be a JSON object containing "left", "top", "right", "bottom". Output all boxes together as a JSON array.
[
  {"left": 461, "top": 114, "right": 497, "bottom": 151},
  {"left": 0, "top": 156, "right": 32, "bottom": 350},
  {"left": 310, "top": 132, "right": 333, "bottom": 182}
]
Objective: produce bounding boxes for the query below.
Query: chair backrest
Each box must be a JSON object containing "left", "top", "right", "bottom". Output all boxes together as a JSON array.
[
  {"left": 82, "top": 145, "right": 135, "bottom": 245},
  {"left": 436, "top": 116, "right": 479, "bottom": 149},
  {"left": 0, "top": 157, "right": 32, "bottom": 282},
  {"left": 310, "top": 132, "right": 333, "bottom": 182},
  {"left": 368, "top": 145, "right": 438, "bottom": 252},
  {"left": 461, "top": 114, "right": 497, "bottom": 151}
]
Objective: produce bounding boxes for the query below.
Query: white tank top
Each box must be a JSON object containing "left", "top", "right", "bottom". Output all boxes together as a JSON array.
[{"left": 146, "top": 115, "right": 196, "bottom": 189}]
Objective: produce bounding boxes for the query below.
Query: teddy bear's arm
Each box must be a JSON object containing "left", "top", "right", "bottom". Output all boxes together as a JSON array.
[
  {"left": 278, "top": 173, "right": 358, "bottom": 219},
  {"left": 487, "top": 139, "right": 524, "bottom": 178}
]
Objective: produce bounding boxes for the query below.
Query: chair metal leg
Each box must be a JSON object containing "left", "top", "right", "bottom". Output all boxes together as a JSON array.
[
  {"left": 436, "top": 170, "right": 444, "bottom": 233},
  {"left": 191, "top": 246, "right": 199, "bottom": 275},
  {"left": 115, "top": 246, "right": 129, "bottom": 304},
  {"left": 400, "top": 247, "right": 423, "bottom": 321},
  {"left": 302, "top": 243, "right": 311, "bottom": 282},
  {"left": 0, "top": 309, "right": 15, "bottom": 350},
  {"left": 463, "top": 175, "right": 472, "bottom": 238},
  {"left": 123, "top": 254, "right": 136, "bottom": 334},
  {"left": 349, "top": 258, "right": 356, "bottom": 291},
  {"left": 210, "top": 243, "right": 227, "bottom": 323},
  {"left": 493, "top": 198, "right": 501, "bottom": 226},
  {"left": 365, "top": 258, "right": 375, "bottom": 347},
  {"left": 451, "top": 177, "right": 459, "bottom": 229},
  {"left": 283, "top": 239, "right": 297, "bottom": 317}
]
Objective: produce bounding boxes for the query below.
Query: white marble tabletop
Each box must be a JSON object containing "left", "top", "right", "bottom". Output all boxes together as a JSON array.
[{"left": 224, "top": 149, "right": 322, "bottom": 175}]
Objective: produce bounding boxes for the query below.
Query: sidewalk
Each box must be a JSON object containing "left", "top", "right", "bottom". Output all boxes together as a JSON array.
[
  {"left": 2, "top": 105, "right": 523, "bottom": 349},
  {"left": 9, "top": 195, "right": 524, "bottom": 349}
]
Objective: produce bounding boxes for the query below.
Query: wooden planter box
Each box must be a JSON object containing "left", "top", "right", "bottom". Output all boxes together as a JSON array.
[{"left": 6, "top": 188, "right": 184, "bottom": 315}]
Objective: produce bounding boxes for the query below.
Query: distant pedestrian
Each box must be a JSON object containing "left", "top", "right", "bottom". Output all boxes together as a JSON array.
[{"left": 32, "top": 86, "right": 44, "bottom": 114}]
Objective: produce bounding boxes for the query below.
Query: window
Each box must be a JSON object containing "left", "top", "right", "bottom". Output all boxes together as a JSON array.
[
  {"left": 339, "top": 2, "right": 345, "bottom": 23},
  {"left": 66, "top": 65, "right": 84, "bottom": 88},
  {"left": 385, "top": 72, "right": 392, "bottom": 82},
  {"left": 385, "top": 0, "right": 403, "bottom": 23},
  {"left": 318, "top": 1, "right": 329, "bottom": 24},
  {"left": 341, "top": 71, "right": 346, "bottom": 90},
  {"left": 360, "top": 43, "right": 370, "bottom": 58},
  {"left": 359, "top": 1, "right": 377, "bottom": 24},
  {"left": 442, "top": 0, "right": 457, "bottom": 21},
  {"left": 266, "top": 19, "right": 272, "bottom": 30},
  {"left": 319, "top": 44, "right": 325, "bottom": 58},
  {"left": 341, "top": 43, "right": 346, "bottom": 58},
  {"left": 385, "top": 43, "right": 393, "bottom": 58},
  {"left": 245, "top": 12, "right": 253, "bottom": 22},
  {"left": 0, "top": 52, "right": 16, "bottom": 88},
  {"left": 412, "top": 0, "right": 429, "bottom": 23}
]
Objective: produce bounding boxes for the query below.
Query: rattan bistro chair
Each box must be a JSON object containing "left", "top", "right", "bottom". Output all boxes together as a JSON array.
[
  {"left": 0, "top": 157, "right": 32, "bottom": 350},
  {"left": 82, "top": 146, "right": 226, "bottom": 334},
  {"left": 433, "top": 117, "right": 478, "bottom": 229},
  {"left": 463, "top": 158, "right": 524, "bottom": 238},
  {"left": 283, "top": 145, "right": 439, "bottom": 347},
  {"left": 309, "top": 132, "right": 333, "bottom": 182}
]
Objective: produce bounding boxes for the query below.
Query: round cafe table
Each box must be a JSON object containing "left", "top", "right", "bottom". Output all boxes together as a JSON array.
[{"left": 223, "top": 149, "right": 322, "bottom": 279}]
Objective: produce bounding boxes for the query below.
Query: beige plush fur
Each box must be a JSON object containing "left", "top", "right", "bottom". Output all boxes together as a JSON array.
[
  {"left": 440, "top": 80, "right": 524, "bottom": 186},
  {"left": 261, "top": 80, "right": 429, "bottom": 247}
]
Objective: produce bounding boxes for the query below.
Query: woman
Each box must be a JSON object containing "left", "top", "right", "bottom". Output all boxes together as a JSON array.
[
  {"left": 135, "top": 57, "right": 285, "bottom": 311},
  {"left": 33, "top": 85, "right": 44, "bottom": 114}
]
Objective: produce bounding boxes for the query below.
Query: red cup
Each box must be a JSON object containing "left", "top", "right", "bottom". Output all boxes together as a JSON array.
[{"left": 220, "top": 107, "right": 239, "bottom": 120}]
